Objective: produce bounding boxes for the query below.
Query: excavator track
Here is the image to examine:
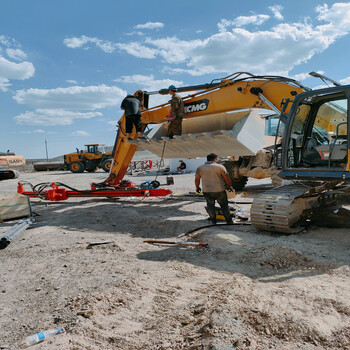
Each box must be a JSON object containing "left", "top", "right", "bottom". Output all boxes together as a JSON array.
[
  {"left": 0, "top": 169, "right": 19, "bottom": 181},
  {"left": 251, "top": 184, "right": 311, "bottom": 234}
]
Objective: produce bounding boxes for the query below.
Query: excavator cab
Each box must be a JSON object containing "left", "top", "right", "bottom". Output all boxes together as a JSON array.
[{"left": 280, "top": 85, "right": 349, "bottom": 181}]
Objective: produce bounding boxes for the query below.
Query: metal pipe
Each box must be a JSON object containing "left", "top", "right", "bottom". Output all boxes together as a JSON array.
[
  {"left": 0, "top": 217, "right": 35, "bottom": 249},
  {"left": 146, "top": 82, "right": 223, "bottom": 96},
  {"left": 309, "top": 71, "right": 341, "bottom": 87},
  {"left": 258, "top": 93, "right": 281, "bottom": 114}
]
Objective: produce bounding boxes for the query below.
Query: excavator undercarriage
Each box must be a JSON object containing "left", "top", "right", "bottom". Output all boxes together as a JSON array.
[{"left": 251, "top": 182, "right": 350, "bottom": 233}]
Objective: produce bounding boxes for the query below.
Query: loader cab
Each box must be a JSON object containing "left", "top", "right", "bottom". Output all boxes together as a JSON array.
[
  {"left": 84, "top": 144, "right": 104, "bottom": 156},
  {"left": 281, "top": 86, "right": 350, "bottom": 180}
]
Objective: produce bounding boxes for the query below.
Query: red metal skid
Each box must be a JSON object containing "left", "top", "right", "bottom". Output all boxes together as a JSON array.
[{"left": 17, "top": 182, "right": 172, "bottom": 201}]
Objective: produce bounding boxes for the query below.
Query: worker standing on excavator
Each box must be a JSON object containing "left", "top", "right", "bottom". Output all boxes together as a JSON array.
[
  {"left": 167, "top": 85, "right": 184, "bottom": 139},
  {"left": 121, "top": 94, "right": 146, "bottom": 140},
  {"left": 195, "top": 153, "right": 234, "bottom": 225}
]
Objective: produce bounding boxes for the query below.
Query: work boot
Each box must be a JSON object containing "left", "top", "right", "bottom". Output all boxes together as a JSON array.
[
  {"left": 210, "top": 217, "right": 217, "bottom": 225},
  {"left": 207, "top": 217, "right": 217, "bottom": 225}
]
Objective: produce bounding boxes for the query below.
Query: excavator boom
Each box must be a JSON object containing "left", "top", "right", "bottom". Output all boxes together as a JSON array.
[{"left": 106, "top": 73, "right": 308, "bottom": 185}]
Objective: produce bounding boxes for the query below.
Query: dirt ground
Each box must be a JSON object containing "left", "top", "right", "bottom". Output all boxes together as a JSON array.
[{"left": 0, "top": 169, "right": 349, "bottom": 350}]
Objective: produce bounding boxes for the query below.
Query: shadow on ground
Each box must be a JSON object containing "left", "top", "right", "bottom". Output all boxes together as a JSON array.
[{"left": 23, "top": 194, "right": 350, "bottom": 284}]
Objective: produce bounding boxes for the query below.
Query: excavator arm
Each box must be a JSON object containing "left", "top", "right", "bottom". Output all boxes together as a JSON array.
[{"left": 105, "top": 73, "right": 309, "bottom": 185}]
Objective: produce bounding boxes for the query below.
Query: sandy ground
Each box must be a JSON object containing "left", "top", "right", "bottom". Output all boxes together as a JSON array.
[{"left": 0, "top": 169, "right": 349, "bottom": 349}]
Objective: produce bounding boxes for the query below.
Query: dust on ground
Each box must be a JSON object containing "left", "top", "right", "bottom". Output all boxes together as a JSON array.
[{"left": 0, "top": 170, "right": 349, "bottom": 349}]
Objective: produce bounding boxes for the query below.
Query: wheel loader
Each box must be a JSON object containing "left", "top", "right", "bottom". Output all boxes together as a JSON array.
[{"left": 64, "top": 144, "right": 112, "bottom": 173}]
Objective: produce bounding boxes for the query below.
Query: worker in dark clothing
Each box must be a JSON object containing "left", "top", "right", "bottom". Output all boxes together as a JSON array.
[
  {"left": 195, "top": 153, "right": 234, "bottom": 225},
  {"left": 121, "top": 94, "right": 146, "bottom": 140},
  {"left": 167, "top": 85, "right": 184, "bottom": 139},
  {"left": 177, "top": 160, "right": 187, "bottom": 173}
]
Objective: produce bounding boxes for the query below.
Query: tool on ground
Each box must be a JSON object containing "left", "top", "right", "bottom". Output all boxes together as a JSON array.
[
  {"left": 86, "top": 241, "right": 114, "bottom": 249},
  {"left": 177, "top": 221, "right": 252, "bottom": 238},
  {"left": 144, "top": 240, "right": 208, "bottom": 246},
  {"left": 0, "top": 217, "right": 35, "bottom": 249}
]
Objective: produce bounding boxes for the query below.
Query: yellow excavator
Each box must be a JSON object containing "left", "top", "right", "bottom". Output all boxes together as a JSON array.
[{"left": 104, "top": 72, "right": 349, "bottom": 233}]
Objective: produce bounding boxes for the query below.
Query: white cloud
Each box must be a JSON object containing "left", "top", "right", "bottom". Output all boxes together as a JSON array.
[
  {"left": 0, "top": 77, "right": 11, "bottom": 92},
  {"left": 13, "top": 84, "right": 126, "bottom": 110},
  {"left": 340, "top": 76, "right": 350, "bottom": 85},
  {"left": 115, "top": 74, "right": 183, "bottom": 92},
  {"left": 218, "top": 15, "right": 270, "bottom": 32},
  {"left": 0, "top": 56, "right": 34, "bottom": 80},
  {"left": 0, "top": 36, "right": 34, "bottom": 91},
  {"left": 0, "top": 54, "right": 34, "bottom": 91},
  {"left": 19, "top": 129, "right": 56, "bottom": 134},
  {"left": 145, "top": 36, "right": 202, "bottom": 64},
  {"left": 135, "top": 22, "right": 164, "bottom": 30},
  {"left": 6, "top": 48, "right": 27, "bottom": 61},
  {"left": 71, "top": 130, "right": 89, "bottom": 136},
  {"left": 64, "top": 3, "right": 350, "bottom": 78},
  {"left": 292, "top": 72, "right": 313, "bottom": 82},
  {"left": 115, "top": 42, "right": 158, "bottom": 59},
  {"left": 269, "top": 5, "right": 284, "bottom": 20},
  {"left": 162, "top": 66, "right": 216, "bottom": 77},
  {"left": 13, "top": 84, "right": 126, "bottom": 126},
  {"left": 63, "top": 35, "right": 91, "bottom": 48},
  {"left": 144, "top": 3, "right": 350, "bottom": 76},
  {"left": 0, "top": 35, "right": 11, "bottom": 46},
  {"left": 125, "top": 31, "right": 144, "bottom": 36},
  {"left": 63, "top": 35, "right": 116, "bottom": 53},
  {"left": 66, "top": 79, "right": 78, "bottom": 84},
  {"left": 14, "top": 109, "right": 103, "bottom": 126}
]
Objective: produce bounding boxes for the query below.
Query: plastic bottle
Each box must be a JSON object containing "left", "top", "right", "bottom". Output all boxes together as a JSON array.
[{"left": 25, "top": 328, "right": 62, "bottom": 346}]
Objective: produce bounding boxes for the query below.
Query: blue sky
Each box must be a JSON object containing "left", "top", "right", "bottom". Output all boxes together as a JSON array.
[{"left": 1, "top": 0, "right": 350, "bottom": 159}]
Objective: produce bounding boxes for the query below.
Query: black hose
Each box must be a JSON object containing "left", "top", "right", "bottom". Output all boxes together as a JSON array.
[{"left": 178, "top": 222, "right": 251, "bottom": 237}]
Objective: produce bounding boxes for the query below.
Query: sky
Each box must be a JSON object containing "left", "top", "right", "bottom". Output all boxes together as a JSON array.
[{"left": 1, "top": 0, "right": 350, "bottom": 159}]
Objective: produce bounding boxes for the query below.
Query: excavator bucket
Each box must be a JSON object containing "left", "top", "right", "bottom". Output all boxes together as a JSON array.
[{"left": 134, "top": 110, "right": 266, "bottom": 158}]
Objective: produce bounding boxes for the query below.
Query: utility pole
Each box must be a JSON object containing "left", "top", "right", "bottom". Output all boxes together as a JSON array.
[{"left": 45, "top": 139, "right": 49, "bottom": 161}]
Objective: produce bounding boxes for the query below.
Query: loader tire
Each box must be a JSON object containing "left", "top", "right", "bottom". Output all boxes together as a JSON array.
[
  {"left": 101, "top": 158, "right": 112, "bottom": 172},
  {"left": 69, "top": 161, "right": 85, "bottom": 173},
  {"left": 85, "top": 160, "right": 97, "bottom": 172},
  {"left": 231, "top": 176, "right": 248, "bottom": 191},
  {"left": 223, "top": 161, "right": 248, "bottom": 191}
]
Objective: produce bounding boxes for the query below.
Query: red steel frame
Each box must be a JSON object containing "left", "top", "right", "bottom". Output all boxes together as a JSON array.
[{"left": 17, "top": 182, "right": 172, "bottom": 201}]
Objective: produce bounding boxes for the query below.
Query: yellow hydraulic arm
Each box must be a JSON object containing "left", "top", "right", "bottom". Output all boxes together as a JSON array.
[{"left": 105, "top": 73, "right": 309, "bottom": 185}]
